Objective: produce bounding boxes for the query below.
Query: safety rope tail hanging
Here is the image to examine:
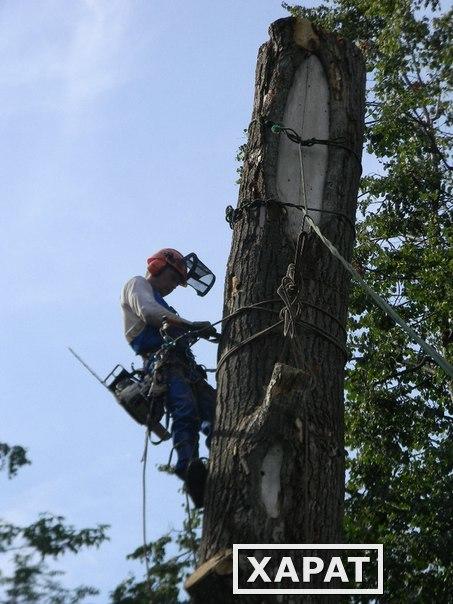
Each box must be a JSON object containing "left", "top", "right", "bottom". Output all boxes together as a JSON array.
[{"left": 141, "top": 427, "right": 154, "bottom": 596}]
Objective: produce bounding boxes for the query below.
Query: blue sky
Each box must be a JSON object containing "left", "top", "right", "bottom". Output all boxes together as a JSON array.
[{"left": 2, "top": 1, "right": 323, "bottom": 599}]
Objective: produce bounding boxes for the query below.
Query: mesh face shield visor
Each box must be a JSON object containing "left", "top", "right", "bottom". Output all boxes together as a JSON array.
[{"left": 183, "top": 253, "right": 216, "bottom": 296}]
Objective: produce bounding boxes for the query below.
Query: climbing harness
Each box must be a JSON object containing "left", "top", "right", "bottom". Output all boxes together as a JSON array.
[{"left": 69, "top": 318, "right": 221, "bottom": 440}]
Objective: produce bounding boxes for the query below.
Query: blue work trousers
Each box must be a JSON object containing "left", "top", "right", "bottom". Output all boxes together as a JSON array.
[{"left": 166, "top": 368, "right": 215, "bottom": 477}]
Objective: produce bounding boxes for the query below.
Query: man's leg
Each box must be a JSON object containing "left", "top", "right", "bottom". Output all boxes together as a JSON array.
[
  {"left": 166, "top": 371, "right": 200, "bottom": 478},
  {"left": 194, "top": 379, "right": 216, "bottom": 448}
]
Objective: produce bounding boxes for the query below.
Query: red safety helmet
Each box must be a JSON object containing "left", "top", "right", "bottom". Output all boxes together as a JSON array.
[{"left": 147, "top": 248, "right": 188, "bottom": 286}]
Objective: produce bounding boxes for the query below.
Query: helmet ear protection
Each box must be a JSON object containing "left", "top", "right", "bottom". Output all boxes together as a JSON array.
[{"left": 147, "top": 256, "right": 168, "bottom": 277}]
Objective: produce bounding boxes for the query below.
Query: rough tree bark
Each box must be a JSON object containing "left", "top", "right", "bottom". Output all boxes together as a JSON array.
[{"left": 186, "top": 17, "right": 365, "bottom": 603}]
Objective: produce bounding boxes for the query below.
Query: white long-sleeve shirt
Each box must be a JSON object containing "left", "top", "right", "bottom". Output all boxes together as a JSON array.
[{"left": 120, "top": 276, "right": 180, "bottom": 344}]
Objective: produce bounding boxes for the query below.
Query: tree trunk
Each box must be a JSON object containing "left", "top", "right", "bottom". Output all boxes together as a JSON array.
[{"left": 187, "top": 17, "right": 365, "bottom": 603}]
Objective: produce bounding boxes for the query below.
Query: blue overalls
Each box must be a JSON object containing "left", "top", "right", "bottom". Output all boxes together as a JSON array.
[{"left": 129, "top": 291, "right": 215, "bottom": 478}]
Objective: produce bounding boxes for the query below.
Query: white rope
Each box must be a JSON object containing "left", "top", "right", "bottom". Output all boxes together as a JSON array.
[
  {"left": 299, "top": 54, "right": 310, "bottom": 215},
  {"left": 141, "top": 428, "right": 153, "bottom": 596},
  {"left": 298, "top": 144, "right": 308, "bottom": 214}
]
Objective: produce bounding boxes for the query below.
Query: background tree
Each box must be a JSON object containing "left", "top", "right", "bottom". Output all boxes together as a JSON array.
[
  {"left": 0, "top": 442, "right": 108, "bottom": 603},
  {"left": 282, "top": 1, "right": 452, "bottom": 601}
]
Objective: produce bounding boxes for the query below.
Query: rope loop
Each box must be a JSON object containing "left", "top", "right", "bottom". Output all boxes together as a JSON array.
[
  {"left": 262, "top": 118, "right": 363, "bottom": 170},
  {"left": 225, "top": 198, "right": 356, "bottom": 234},
  {"left": 225, "top": 199, "right": 281, "bottom": 229}
]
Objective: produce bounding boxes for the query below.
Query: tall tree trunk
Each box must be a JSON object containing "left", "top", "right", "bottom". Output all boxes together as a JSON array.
[{"left": 187, "top": 17, "right": 365, "bottom": 603}]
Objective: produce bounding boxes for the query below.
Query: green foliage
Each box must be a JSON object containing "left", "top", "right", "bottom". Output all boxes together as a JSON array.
[
  {"left": 0, "top": 443, "right": 31, "bottom": 478},
  {"left": 284, "top": 0, "right": 452, "bottom": 601},
  {"left": 0, "top": 442, "right": 109, "bottom": 603},
  {"left": 109, "top": 487, "right": 200, "bottom": 604},
  {"left": 235, "top": 128, "right": 249, "bottom": 184}
]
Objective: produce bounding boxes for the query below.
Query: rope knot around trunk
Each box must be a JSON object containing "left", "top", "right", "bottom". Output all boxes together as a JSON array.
[{"left": 277, "top": 263, "right": 302, "bottom": 338}]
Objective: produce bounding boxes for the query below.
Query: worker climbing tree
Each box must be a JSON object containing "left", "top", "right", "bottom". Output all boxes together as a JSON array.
[{"left": 121, "top": 249, "right": 219, "bottom": 508}]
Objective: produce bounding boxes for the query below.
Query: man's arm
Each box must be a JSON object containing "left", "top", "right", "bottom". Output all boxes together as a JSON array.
[
  {"left": 124, "top": 277, "right": 186, "bottom": 328},
  {"left": 123, "top": 277, "right": 219, "bottom": 339}
]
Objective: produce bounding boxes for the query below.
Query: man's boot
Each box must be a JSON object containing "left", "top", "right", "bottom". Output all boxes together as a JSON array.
[{"left": 185, "top": 458, "right": 207, "bottom": 509}]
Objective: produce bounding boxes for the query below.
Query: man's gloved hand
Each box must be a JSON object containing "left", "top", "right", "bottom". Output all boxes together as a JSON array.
[{"left": 190, "top": 321, "right": 219, "bottom": 339}]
